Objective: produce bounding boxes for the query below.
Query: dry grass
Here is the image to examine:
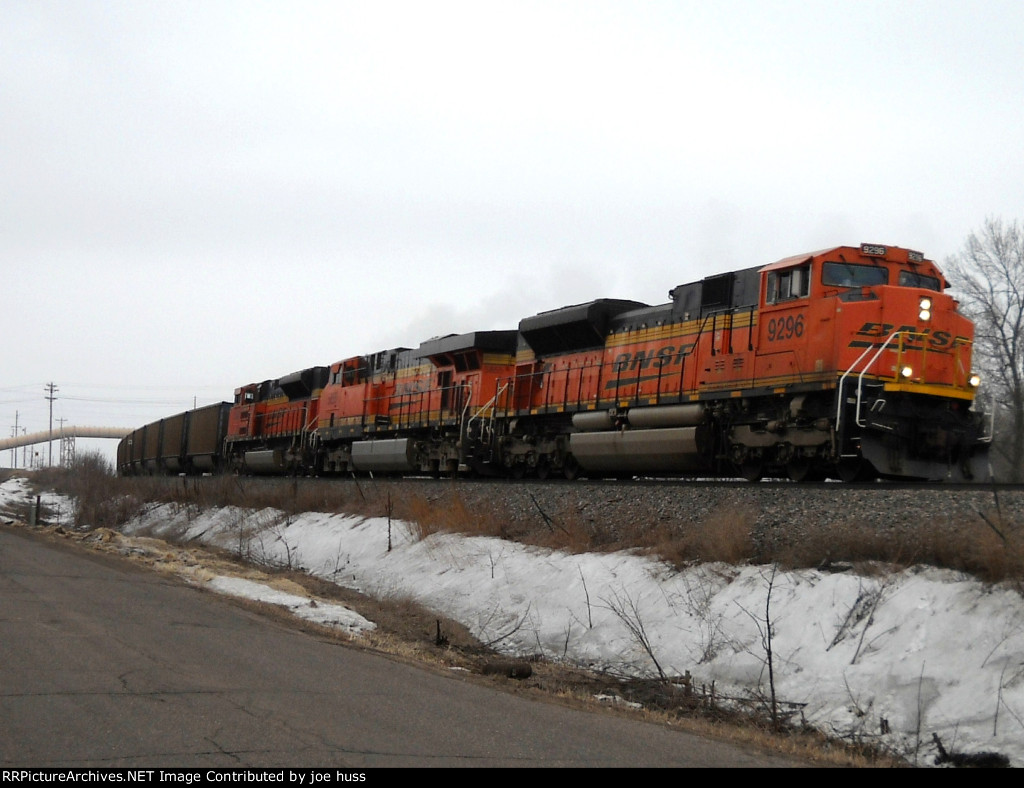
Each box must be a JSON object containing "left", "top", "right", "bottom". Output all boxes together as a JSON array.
[
  {"left": 518, "top": 499, "right": 604, "bottom": 553},
  {"left": 641, "top": 508, "right": 757, "bottom": 567},
  {"left": 762, "top": 512, "right": 1024, "bottom": 586},
  {"left": 24, "top": 461, "right": 1024, "bottom": 586},
  {"left": 401, "top": 487, "right": 513, "bottom": 541}
]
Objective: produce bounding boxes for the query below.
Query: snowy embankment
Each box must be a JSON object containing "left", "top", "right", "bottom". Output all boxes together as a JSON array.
[
  {"left": 121, "top": 498, "right": 1024, "bottom": 768},
  {"left": 3, "top": 476, "right": 1021, "bottom": 767}
]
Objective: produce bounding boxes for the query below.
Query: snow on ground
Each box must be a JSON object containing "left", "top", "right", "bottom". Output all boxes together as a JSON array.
[
  {"left": 3, "top": 476, "right": 1022, "bottom": 767},
  {"left": 206, "top": 575, "right": 376, "bottom": 636}
]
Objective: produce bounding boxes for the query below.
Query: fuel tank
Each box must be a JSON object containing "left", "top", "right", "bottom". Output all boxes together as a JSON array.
[{"left": 569, "top": 426, "right": 711, "bottom": 474}]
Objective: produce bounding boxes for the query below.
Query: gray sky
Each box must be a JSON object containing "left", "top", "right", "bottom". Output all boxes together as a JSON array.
[{"left": 4, "top": 0, "right": 1024, "bottom": 463}]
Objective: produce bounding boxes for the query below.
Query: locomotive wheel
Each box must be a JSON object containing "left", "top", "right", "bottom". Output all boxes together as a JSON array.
[
  {"left": 835, "top": 458, "right": 877, "bottom": 483},
  {"left": 562, "top": 456, "right": 581, "bottom": 481},
  {"left": 739, "top": 461, "right": 763, "bottom": 482},
  {"left": 535, "top": 460, "right": 551, "bottom": 480},
  {"left": 787, "top": 458, "right": 824, "bottom": 483},
  {"left": 836, "top": 459, "right": 861, "bottom": 483}
]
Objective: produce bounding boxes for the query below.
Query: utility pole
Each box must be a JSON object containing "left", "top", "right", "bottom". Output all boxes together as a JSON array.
[
  {"left": 45, "top": 382, "right": 58, "bottom": 467},
  {"left": 9, "top": 411, "right": 18, "bottom": 468}
]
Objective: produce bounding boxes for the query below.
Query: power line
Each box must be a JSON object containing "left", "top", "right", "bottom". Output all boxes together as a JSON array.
[{"left": 61, "top": 395, "right": 203, "bottom": 406}]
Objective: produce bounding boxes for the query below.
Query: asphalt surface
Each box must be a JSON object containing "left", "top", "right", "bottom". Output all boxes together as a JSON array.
[{"left": 0, "top": 525, "right": 809, "bottom": 768}]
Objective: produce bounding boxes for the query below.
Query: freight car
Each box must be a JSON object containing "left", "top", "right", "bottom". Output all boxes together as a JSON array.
[
  {"left": 118, "top": 401, "right": 231, "bottom": 476},
  {"left": 117, "top": 244, "right": 991, "bottom": 482}
]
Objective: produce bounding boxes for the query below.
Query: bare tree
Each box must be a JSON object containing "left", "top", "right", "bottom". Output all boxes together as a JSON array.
[
  {"left": 735, "top": 565, "right": 781, "bottom": 729},
  {"left": 945, "top": 218, "right": 1024, "bottom": 481},
  {"left": 602, "top": 588, "right": 668, "bottom": 681}
]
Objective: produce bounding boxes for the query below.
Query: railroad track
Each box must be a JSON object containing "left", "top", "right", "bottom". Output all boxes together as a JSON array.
[
  {"left": 167, "top": 474, "right": 1022, "bottom": 544},
  {"left": 227, "top": 473, "right": 1024, "bottom": 492}
]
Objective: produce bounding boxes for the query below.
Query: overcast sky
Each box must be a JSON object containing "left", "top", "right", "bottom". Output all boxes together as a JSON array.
[{"left": 3, "top": 0, "right": 1024, "bottom": 461}]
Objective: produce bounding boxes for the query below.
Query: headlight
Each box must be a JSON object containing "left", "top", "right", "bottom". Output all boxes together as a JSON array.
[
  {"left": 901, "top": 366, "right": 914, "bottom": 379},
  {"left": 919, "top": 296, "right": 932, "bottom": 311},
  {"left": 919, "top": 309, "right": 931, "bottom": 321},
  {"left": 919, "top": 297, "right": 931, "bottom": 321},
  {"left": 969, "top": 373, "right": 982, "bottom": 388}
]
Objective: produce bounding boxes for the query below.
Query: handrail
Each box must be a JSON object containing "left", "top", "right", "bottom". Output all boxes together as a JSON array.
[
  {"left": 854, "top": 331, "right": 924, "bottom": 426},
  {"left": 465, "top": 383, "right": 508, "bottom": 434},
  {"left": 834, "top": 329, "right": 932, "bottom": 435},
  {"left": 835, "top": 341, "right": 887, "bottom": 429},
  {"left": 834, "top": 330, "right": 908, "bottom": 456},
  {"left": 459, "top": 382, "right": 474, "bottom": 426},
  {"left": 981, "top": 391, "right": 996, "bottom": 444}
]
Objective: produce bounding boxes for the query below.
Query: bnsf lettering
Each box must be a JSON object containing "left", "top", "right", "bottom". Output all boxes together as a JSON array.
[
  {"left": 613, "top": 344, "right": 695, "bottom": 373},
  {"left": 850, "top": 322, "right": 967, "bottom": 350}
]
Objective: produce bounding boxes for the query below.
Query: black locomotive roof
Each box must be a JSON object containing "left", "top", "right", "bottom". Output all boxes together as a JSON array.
[
  {"left": 518, "top": 299, "right": 648, "bottom": 355},
  {"left": 276, "top": 366, "right": 330, "bottom": 399},
  {"left": 669, "top": 265, "right": 761, "bottom": 318},
  {"left": 416, "top": 330, "right": 519, "bottom": 359}
]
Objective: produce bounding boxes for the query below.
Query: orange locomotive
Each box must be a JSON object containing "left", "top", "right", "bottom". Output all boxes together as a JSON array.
[
  {"left": 223, "top": 367, "right": 329, "bottom": 473},
  {"left": 313, "top": 332, "right": 519, "bottom": 476},
  {"left": 484, "top": 243, "right": 989, "bottom": 482},
  {"left": 118, "top": 243, "right": 990, "bottom": 482}
]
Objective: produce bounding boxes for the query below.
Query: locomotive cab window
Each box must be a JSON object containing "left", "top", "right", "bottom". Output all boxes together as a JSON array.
[
  {"left": 898, "top": 270, "right": 941, "bottom": 291},
  {"left": 822, "top": 262, "right": 889, "bottom": 289},
  {"left": 766, "top": 264, "right": 810, "bottom": 304}
]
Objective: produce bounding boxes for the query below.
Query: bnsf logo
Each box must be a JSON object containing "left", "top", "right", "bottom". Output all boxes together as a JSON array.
[
  {"left": 611, "top": 344, "right": 696, "bottom": 373},
  {"left": 849, "top": 322, "right": 969, "bottom": 350}
]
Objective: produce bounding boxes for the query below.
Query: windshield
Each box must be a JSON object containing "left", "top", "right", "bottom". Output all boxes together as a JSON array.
[
  {"left": 822, "top": 261, "right": 889, "bottom": 288},
  {"left": 898, "top": 270, "right": 942, "bottom": 291}
]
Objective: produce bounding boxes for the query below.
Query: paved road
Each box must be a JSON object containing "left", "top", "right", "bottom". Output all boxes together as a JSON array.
[{"left": 0, "top": 526, "right": 806, "bottom": 768}]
